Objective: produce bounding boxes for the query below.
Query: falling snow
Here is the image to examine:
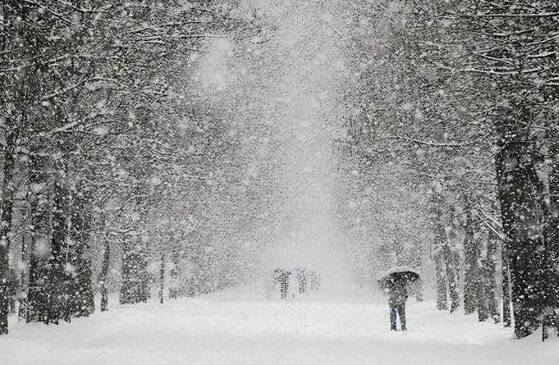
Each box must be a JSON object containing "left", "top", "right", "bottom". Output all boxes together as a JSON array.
[{"left": 0, "top": 0, "right": 558, "bottom": 363}]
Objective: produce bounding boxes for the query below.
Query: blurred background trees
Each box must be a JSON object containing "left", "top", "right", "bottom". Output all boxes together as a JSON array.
[
  {"left": 339, "top": 0, "right": 558, "bottom": 338},
  {"left": 0, "top": 0, "right": 259, "bottom": 334}
]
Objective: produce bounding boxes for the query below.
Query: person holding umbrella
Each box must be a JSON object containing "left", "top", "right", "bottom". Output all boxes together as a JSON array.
[
  {"left": 378, "top": 266, "right": 420, "bottom": 331},
  {"left": 387, "top": 277, "right": 408, "bottom": 331}
]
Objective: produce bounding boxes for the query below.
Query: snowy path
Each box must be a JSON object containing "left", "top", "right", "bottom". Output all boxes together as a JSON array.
[{"left": 2, "top": 288, "right": 557, "bottom": 365}]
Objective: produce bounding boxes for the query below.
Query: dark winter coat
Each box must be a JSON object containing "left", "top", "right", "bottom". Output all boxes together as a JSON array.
[{"left": 388, "top": 280, "right": 408, "bottom": 306}]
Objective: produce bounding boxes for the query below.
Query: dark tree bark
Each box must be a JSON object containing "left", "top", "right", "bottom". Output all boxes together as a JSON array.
[
  {"left": 484, "top": 231, "right": 500, "bottom": 323},
  {"left": 476, "top": 256, "right": 489, "bottom": 322},
  {"left": 435, "top": 250, "right": 448, "bottom": 311},
  {"left": 502, "top": 241, "right": 512, "bottom": 328},
  {"left": 99, "top": 231, "right": 111, "bottom": 312},
  {"left": 26, "top": 155, "right": 52, "bottom": 324},
  {"left": 18, "top": 233, "right": 29, "bottom": 320},
  {"left": 495, "top": 106, "right": 546, "bottom": 338},
  {"left": 68, "top": 190, "right": 95, "bottom": 317},
  {"left": 431, "top": 194, "right": 461, "bottom": 313},
  {"left": 46, "top": 170, "right": 71, "bottom": 324},
  {"left": 463, "top": 202, "right": 478, "bottom": 315},
  {"left": 432, "top": 196, "right": 449, "bottom": 312},
  {"left": 0, "top": 124, "right": 19, "bottom": 335},
  {"left": 443, "top": 243, "right": 460, "bottom": 313},
  {"left": 159, "top": 252, "right": 165, "bottom": 305},
  {"left": 477, "top": 231, "right": 498, "bottom": 323},
  {"left": 547, "top": 130, "right": 559, "bottom": 312},
  {"left": 542, "top": 123, "right": 559, "bottom": 338}
]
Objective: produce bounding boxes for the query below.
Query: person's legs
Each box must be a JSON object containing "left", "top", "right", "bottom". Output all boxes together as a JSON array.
[
  {"left": 398, "top": 303, "right": 407, "bottom": 330},
  {"left": 390, "top": 305, "right": 397, "bottom": 330}
]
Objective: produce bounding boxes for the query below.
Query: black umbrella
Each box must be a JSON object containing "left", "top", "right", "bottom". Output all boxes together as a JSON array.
[{"left": 377, "top": 266, "right": 420, "bottom": 289}]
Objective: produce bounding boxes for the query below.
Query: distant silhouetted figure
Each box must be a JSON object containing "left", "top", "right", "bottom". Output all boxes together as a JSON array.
[
  {"left": 278, "top": 269, "right": 291, "bottom": 299},
  {"left": 309, "top": 271, "right": 321, "bottom": 291},
  {"left": 387, "top": 279, "right": 408, "bottom": 331},
  {"left": 295, "top": 268, "right": 306, "bottom": 294}
]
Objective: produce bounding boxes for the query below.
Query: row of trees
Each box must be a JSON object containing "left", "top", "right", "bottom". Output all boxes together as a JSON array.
[
  {"left": 339, "top": 0, "right": 558, "bottom": 338},
  {"left": 0, "top": 0, "right": 260, "bottom": 335}
]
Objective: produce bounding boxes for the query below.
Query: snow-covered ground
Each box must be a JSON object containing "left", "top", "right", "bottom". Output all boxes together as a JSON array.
[{"left": 2, "top": 286, "right": 558, "bottom": 365}]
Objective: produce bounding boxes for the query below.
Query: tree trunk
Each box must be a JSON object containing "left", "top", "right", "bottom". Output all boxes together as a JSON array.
[
  {"left": 495, "top": 109, "right": 546, "bottom": 338},
  {"left": 26, "top": 155, "right": 51, "bottom": 324},
  {"left": 432, "top": 199, "right": 448, "bottom": 311},
  {"left": 120, "top": 240, "right": 150, "bottom": 305},
  {"left": 47, "top": 175, "right": 70, "bottom": 324},
  {"left": 546, "top": 129, "right": 559, "bottom": 315},
  {"left": 463, "top": 202, "right": 478, "bottom": 315},
  {"left": 159, "top": 252, "right": 165, "bottom": 304},
  {"left": 431, "top": 194, "right": 460, "bottom": 313},
  {"left": 69, "top": 190, "right": 95, "bottom": 317},
  {"left": 18, "top": 233, "right": 29, "bottom": 320},
  {"left": 0, "top": 125, "right": 19, "bottom": 335},
  {"left": 443, "top": 243, "right": 460, "bottom": 313},
  {"left": 99, "top": 231, "right": 111, "bottom": 312},
  {"left": 539, "top": 124, "right": 559, "bottom": 338},
  {"left": 485, "top": 231, "right": 500, "bottom": 323},
  {"left": 435, "top": 250, "right": 448, "bottom": 311},
  {"left": 502, "top": 242, "right": 512, "bottom": 327}
]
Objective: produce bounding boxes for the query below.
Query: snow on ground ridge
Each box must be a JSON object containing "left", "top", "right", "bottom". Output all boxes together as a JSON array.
[{"left": 2, "top": 286, "right": 558, "bottom": 365}]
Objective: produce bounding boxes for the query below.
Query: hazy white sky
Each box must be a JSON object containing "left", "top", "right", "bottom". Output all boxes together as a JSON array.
[{"left": 195, "top": 0, "right": 356, "bottom": 287}]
